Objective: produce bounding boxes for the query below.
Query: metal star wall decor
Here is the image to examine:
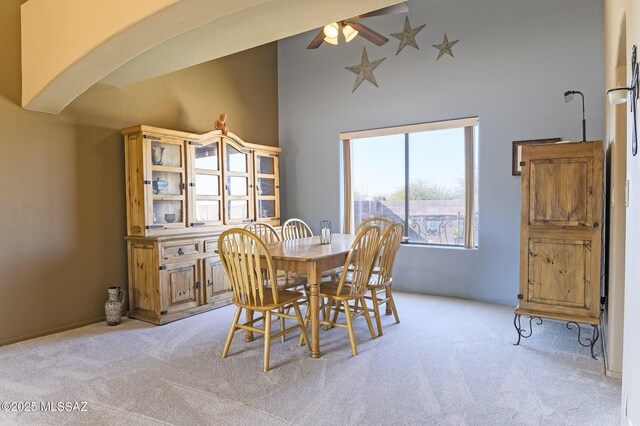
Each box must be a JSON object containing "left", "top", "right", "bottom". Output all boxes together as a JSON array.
[
  {"left": 433, "top": 33, "right": 459, "bottom": 60},
  {"left": 345, "top": 47, "right": 386, "bottom": 92},
  {"left": 390, "top": 16, "right": 425, "bottom": 55}
]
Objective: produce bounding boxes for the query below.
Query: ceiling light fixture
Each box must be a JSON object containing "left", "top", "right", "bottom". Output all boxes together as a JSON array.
[{"left": 307, "top": 3, "right": 409, "bottom": 49}]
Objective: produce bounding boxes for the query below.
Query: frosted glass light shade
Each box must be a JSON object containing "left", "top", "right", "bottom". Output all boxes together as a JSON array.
[
  {"left": 342, "top": 24, "right": 358, "bottom": 42},
  {"left": 324, "top": 35, "right": 338, "bottom": 45},
  {"left": 323, "top": 23, "right": 339, "bottom": 39},
  {"left": 607, "top": 87, "right": 630, "bottom": 105}
]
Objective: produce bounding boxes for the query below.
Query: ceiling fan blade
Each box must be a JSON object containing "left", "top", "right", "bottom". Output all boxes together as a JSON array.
[
  {"left": 307, "top": 29, "right": 326, "bottom": 49},
  {"left": 354, "top": 2, "right": 409, "bottom": 19},
  {"left": 347, "top": 20, "right": 389, "bottom": 46}
]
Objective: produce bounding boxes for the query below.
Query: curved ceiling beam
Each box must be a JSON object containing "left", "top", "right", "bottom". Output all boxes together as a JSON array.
[
  {"left": 100, "top": 0, "right": 403, "bottom": 88},
  {"left": 21, "top": 0, "right": 401, "bottom": 114}
]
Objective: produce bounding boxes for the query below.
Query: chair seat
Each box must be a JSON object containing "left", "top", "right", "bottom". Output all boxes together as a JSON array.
[
  {"left": 234, "top": 289, "right": 305, "bottom": 310},
  {"left": 319, "top": 282, "right": 357, "bottom": 299}
]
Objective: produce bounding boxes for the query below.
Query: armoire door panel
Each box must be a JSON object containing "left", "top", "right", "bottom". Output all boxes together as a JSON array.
[
  {"left": 529, "top": 158, "right": 591, "bottom": 226},
  {"left": 527, "top": 238, "right": 591, "bottom": 308}
]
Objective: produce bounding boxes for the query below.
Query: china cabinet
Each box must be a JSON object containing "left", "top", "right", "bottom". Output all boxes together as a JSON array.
[{"left": 122, "top": 125, "right": 281, "bottom": 324}]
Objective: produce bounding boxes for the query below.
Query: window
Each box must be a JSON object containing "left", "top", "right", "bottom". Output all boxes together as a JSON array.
[{"left": 342, "top": 117, "right": 478, "bottom": 248}]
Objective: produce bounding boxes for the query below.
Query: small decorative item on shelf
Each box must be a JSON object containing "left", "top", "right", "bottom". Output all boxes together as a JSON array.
[
  {"left": 214, "top": 112, "right": 229, "bottom": 136},
  {"left": 319, "top": 220, "right": 332, "bottom": 244},
  {"left": 164, "top": 213, "right": 176, "bottom": 223},
  {"left": 105, "top": 286, "right": 125, "bottom": 326},
  {"left": 151, "top": 144, "right": 165, "bottom": 165},
  {"left": 152, "top": 177, "right": 169, "bottom": 194}
]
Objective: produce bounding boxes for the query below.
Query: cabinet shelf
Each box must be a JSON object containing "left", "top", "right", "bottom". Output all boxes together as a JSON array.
[
  {"left": 152, "top": 165, "right": 183, "bottom": 173},
  {"left": 153, "top": 195, "right": 184, "bottom": 201}
]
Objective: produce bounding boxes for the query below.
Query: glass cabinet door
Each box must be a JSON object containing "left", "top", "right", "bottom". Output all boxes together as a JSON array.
[
  {"left": 187, "top": 137, "right": 223, "bottom": 227},
  {"left": 223, "top": 138, "right": 253, "bottom": 224},
  {"left": 253, "top": 149, "right": 280, "bottom": 224},
  {"left": 145, "top": 135, "right": 187, "bottom": 233}
]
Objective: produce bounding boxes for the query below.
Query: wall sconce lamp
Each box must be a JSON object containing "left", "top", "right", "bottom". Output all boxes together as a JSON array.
[
  {"left": 564, "top": 90, "right": 587, "bottom": 142},
  {"left": 606, "top": 45, "right": 639, "bottom": 156}
]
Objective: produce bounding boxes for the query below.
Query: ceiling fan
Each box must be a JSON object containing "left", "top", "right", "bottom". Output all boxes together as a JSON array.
[{"left": 306, "top": 2, "right": 409, "bottom": 49}]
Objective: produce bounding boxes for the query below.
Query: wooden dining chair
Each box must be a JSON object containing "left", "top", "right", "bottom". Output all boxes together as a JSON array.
[
  {"left": 281, "top": 218, "right": 313, "bottom": 240},
  {"left": 244, "top": 222, "right": 280, "bottom": 243},
  {"left": 218, "top": 228, "right": 310, "bottom": 372},
  {"left": 355, "top": 217, "right": 393, "bottom": 236},
  {"left": 364, "top": 222, "right": 403, "bottom": 336},
  {"left": 299, "top": 225, "right": 381, "bottom": 356},
  {"left": 345, "top": 217, "right": 393, "bottom": 275},
  {"left": 245, "top": 221, "right": 307, "bottom": 342}
]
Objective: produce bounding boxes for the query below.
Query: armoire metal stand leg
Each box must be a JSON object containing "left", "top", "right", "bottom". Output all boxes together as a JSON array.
[
  {"left": 513, "top": 314, "right": 543, "bottom": 346},
  {"left": 566, "top": 322, "right": 600, "bottom": 360}
]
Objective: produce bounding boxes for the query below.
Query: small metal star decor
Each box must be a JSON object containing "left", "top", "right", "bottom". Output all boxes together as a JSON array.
[
  {"left": 390, "top": 16, "right": 425, "bottom": 55},
  {"left": 345, "top": 47, "right": 386, "bottom": 93},
  {"left": 433, "top": 33, "right": 459, "bottom": 60}
]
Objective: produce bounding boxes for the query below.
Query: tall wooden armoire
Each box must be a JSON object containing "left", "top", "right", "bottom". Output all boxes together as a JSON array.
[{"left": 516, "top": 141, "right": 603, "bottom": 329}]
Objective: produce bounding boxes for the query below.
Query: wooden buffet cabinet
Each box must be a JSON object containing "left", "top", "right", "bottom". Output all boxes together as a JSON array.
[{"left": 122, "top": 125, "right": 281, "bottom": 324}]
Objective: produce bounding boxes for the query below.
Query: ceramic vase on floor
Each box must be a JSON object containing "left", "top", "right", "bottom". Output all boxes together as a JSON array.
[{"left": 105, "top": 287, "right": 125, "bottom": 326}]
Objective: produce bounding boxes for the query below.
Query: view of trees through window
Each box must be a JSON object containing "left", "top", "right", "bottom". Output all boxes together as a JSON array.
[{"left": 350, "top": 123, "right": 478, "bottom": 247}]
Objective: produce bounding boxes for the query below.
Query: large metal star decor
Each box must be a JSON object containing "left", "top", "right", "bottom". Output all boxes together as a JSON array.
[
  {"left": 345, "top": 47, "right": 386, "bottom": 93},
  {"left": 432, "top": 33, "right": 459, "bottom": 60},
  {"left": 390, "top": 16, "right": 426, "bottom": 55}
]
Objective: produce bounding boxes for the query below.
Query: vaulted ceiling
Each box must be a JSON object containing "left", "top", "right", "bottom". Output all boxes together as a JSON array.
[{"left": 21, "top": 0, "right": 402, "bottom": 114}]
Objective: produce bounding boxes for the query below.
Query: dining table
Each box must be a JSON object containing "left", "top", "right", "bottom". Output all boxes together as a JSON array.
[{"left": 263, "top": 233, "right": 356, "bottom": 358}]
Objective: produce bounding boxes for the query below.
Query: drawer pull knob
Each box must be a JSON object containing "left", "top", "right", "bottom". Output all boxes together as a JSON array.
[
  {"left": 207, "top": 279, "right": 213, "bottom": 287},
  {"left": 178, "top": 248, "right": 184, "bottom": 255}
]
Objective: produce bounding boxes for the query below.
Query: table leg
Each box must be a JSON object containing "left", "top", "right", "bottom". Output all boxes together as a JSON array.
[{"left": 309, "top": 265, "right": 321, "bottom": 358}]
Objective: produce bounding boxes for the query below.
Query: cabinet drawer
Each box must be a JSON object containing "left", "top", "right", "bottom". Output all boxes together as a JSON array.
[
  {"left": 204, "top": 239, "right": 219, "bottom": 253},
  {"left": 160, "top": 241, "right": 201, "bottom": 260}
]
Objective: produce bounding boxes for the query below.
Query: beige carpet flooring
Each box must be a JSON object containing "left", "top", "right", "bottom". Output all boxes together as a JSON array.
[{"left": 0, "top": 293, "right": 620, "bottom": 425}]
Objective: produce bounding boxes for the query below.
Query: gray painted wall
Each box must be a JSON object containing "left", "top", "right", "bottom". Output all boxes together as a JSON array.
[{"left": 278, "top": 0, "right": 604, "bottom": 305}]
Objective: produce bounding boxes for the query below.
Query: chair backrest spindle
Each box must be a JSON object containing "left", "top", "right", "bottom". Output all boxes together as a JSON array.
[
  {"left": 281, "top": 218, "right": 313, "bottom": 240},
  {"left": 244, "top": 222, "right": 280, "bottom": 243},
  {"left": 374, "top": 223, "right": 404, "bottom": 285},
  {"left": 355, "top": 217, "right": 393, "bottom": 236}
]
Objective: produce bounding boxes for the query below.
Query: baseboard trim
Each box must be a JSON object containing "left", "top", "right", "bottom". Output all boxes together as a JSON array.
[
  {"left": 0, "top": 316, "right": 106, "bottom": 347},
  {"left": 605, "top": 368, "right": 622, "bottom": 379},
  {"left": 600, "top": 309, "right": 622, "bottom": 380}
]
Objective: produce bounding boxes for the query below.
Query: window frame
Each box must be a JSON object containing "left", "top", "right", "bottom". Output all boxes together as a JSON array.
[{"left": 341, "top": 117, "right": 478, "bottom": 248}]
